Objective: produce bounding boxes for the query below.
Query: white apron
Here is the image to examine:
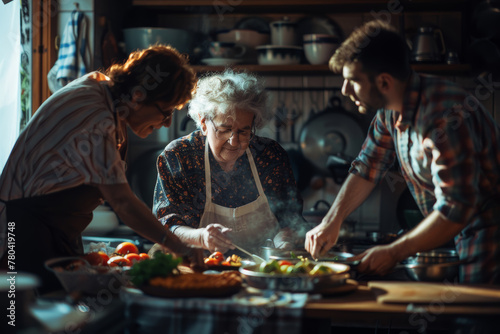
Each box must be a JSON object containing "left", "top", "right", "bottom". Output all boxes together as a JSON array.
[{"left": 199, "top": 140, "right": 280, "bottom": 253}]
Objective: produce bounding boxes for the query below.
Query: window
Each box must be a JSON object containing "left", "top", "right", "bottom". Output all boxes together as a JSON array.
[{"left": 0, "top": 0, "right": 21, "bottom": 172}]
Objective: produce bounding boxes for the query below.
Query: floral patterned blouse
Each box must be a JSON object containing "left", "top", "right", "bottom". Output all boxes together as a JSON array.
[{"left": 153, "top": 130, "right": 306, "bottom": 233}]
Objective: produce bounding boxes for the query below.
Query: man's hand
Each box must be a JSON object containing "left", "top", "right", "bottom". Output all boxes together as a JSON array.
[
  {"left": 199, "top": 224, "right": 234, "bottom": 253},
  {"left": 305, "top": 222, "right": 341, "bottom": 259},
  {"left": 350, "top": 244, "right": 401, "bottom": 276}
]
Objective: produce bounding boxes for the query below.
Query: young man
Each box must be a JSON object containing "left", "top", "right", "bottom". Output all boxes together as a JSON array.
[{"left": 305, "top": 20, "right": 500, "bottom": 284}]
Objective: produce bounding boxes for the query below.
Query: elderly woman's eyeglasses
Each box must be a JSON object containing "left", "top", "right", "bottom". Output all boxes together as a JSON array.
[{"left": 210, "top": 121, "right": 255, "bottom": 143}]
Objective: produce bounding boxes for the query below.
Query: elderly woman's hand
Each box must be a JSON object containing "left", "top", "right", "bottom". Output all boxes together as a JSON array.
[
  {"left": 200, "top": 224, "right": 235, "bottom": 253},
  {"left": 273, "top": 227, "right": 296, "bottom": 251}
]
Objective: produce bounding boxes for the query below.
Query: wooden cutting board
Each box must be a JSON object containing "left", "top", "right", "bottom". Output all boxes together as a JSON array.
[{"left": 368, "top": 281, "right": 500, "bottom": 304}]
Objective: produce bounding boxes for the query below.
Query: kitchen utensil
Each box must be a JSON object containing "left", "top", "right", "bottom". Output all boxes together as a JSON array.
[
  {"left": 303, "top": 34, "right": 339, "bottom": 65},
  {"left": 299, "top": 96, "right": 365, "bottom": 176},
  {"left": 410, "top": 26, "right": 446, "bottom": 62},
  {"left": 295, "top": 15, "right": 343, "bottom": 46},
  {"left": 445, "top": 50, "right": 460, "bottom": 64},
  {"left": 270, "top": 17, "right": 297, "bottom": 46},
  {"left": 409, "top": 249, "right": 459, "bottom": 264},
  {"left": 232, "top": 244, "right": 265, "bottom": 264},
  {"left": 83, "top": 204, "right": 119, "bottom": 236},
  {"left": 29, "top": 298, "right": 90, "bottom": 333},
  {"left": 45, "top": 257, "right": 129, "bottom": 295},
  {"left": 216, "top": 29, "right": 270, "bottom": 48},
  {"left": 369, "top": 281, "right": 500, "bottom": 304},
  {"left": 239, "top": 261, "right": 350, "bottom": 292},
  {"left": 402, "top": 261, "right": 460, "bottom": 282},
  {"left": 208, "top": 41, "right": 246, "bottom": 59},
  {"left": 234, "top": 16, "right": 271, "bottom": 34},
  {"left": 398, "top": 249, "right": 461, "bottom": 281},
  {"left": 260, "top": 248, "right": 356, "bottom": 263},
  {"left": 256, "top": 45, "right": 303, "bottom": 65}
]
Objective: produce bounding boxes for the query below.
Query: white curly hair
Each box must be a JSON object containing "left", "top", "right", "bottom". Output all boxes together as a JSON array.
[{"left": 187, "top": 69, "right": 272, "bottom": 129}]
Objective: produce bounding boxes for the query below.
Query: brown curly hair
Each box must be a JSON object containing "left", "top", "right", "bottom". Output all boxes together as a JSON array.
[
  {"left": 106, "top": 45, "right": 197, "bottom": 107},
  {"left": 329, "top": 20, "right": 411, "bottom": 82}
]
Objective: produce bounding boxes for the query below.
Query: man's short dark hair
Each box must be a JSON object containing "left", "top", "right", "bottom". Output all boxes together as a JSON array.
[{"left": 330, "top": 20, "right": 411, "bottom": 82}]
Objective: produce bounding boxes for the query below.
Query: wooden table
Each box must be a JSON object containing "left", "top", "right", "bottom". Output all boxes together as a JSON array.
[{"left": 303, "top": 281, "right": 500, "bottom": 332}]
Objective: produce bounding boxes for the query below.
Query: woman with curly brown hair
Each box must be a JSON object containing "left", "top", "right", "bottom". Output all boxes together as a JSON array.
[{"left": 0, "top": 45, "right": 200, "bottom": 292}]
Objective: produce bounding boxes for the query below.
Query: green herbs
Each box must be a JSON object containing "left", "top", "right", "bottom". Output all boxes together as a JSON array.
[{"left": 129, "top": 252, "right": 182, "bottom": 287}]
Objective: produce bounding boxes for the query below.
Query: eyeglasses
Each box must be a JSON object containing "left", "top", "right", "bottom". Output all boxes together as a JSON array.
[
  {"left": 154, "top": 103, "right": 174, "bottom": 124},
  {"left": 210, "top": 120, "right": 255, "bottom": 143}
]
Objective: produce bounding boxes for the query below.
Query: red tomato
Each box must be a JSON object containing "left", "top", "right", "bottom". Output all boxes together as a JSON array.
[
  {"left": 107, "top": 256, "right": 132, "bottom": 267},
  {"left": 221, "top": 261, "right": 231, "bottom": 266},
  {"left": 82, "top": 252, "right": 105, "bottom": 266},
  {"left": 209, "top": 252, "right": 224, "bottom": 262},
  {"left": 278, "top": 260, "right": 293, "bottom": 266},
  {"left": 115, "top": 242, "right": 139, "bottom": 255},
  {"left": 97, "top": 251, "right": 110, "bottom": 264},
  {"left": 124, "top": 253, "right": 141, "bottom": 263},
  {"left": 204, "top": 258, "right": 219, "bottom": 266},
  {"left": 139, "top": 253, "right": 150, "bottom": 260}
]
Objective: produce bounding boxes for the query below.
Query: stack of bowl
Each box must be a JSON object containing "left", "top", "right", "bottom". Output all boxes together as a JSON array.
[
  {"left": 256, "top": 18, "right": 303, "bottom": 65},
  {"left": 215, "top": 29, "right": 270, "bottom": 64}
]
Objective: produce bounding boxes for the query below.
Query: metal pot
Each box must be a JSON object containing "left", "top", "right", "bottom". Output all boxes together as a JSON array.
[
  {"left": 239, "top": 261, "right": 350, "bottom": 292},
  {"left": 262, "top": 248, "right": 356, "bottom": 263},
  {"left": 401, "top": 248, "right": 460, "bottom": 282},
  {"left": 403, "top": 262, "right": 460, "bottom": 282},
  {"left": 408, "top": 249, "right": 459, "bottom": 264}
]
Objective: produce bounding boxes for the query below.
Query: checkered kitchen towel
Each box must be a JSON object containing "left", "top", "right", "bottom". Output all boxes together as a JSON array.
[
  {"left": 47, "top": 9, "right": 90, "bottom": 92},
  {"left": 120, "top": 287, "right": 308, "bottom": 334}
]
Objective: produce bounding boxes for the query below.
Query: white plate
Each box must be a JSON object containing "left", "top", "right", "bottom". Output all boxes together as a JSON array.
[
  {"left": 233, "top": 291, "right": 293, "bottom": 306},
  {"left": 201, "top": 58, "right": 244, "bottom": 66}
]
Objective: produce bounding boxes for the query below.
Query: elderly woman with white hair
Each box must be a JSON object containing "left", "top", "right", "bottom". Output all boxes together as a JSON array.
[{"left": 153, "top": 70, "right": 307, "bottom": 254}]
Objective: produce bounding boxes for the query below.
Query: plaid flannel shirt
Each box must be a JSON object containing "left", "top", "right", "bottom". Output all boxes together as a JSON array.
[{"left": 349, "top": 72, "right": 500, "bottom": 283}]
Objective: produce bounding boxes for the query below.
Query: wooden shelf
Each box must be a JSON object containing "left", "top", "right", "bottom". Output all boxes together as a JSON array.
[
  {"left": 192, "top": 64, "right": 329, "bottom": 74},
  {"left": 411, "top": 63, "right": 471, "bottom": 74},
  {"left": 191, "top": 63, "right": 471, "bottom": 75},
  {"left": 132, "top": 0, "right": 464, "bottom": 7}
]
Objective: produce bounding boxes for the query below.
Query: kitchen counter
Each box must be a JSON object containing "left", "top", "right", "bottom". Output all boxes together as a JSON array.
[{"left": 304, "top": 281, "right": 500, "bottom": 332}]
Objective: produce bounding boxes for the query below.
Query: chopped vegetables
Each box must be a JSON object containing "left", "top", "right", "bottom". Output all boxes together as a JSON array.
[
  {"left": 258, "top": 259, "right": 334, "bottom": 276},
  {"left": 204, "top": 252, "right": 242, "bottom": 267}
]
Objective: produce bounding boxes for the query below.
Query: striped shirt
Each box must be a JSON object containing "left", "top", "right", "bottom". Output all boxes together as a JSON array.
[{"left": 0, "top": 72, "right": 127, "bottom": 257}]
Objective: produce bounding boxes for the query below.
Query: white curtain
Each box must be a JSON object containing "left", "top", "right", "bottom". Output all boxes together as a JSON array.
[{"left": 0, "top": 0, "right": 21, "bottom": 173}]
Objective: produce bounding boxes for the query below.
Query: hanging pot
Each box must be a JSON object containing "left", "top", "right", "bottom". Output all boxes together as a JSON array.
[{"left": 298, "top": 96, "right": 367, "bottom": 183}]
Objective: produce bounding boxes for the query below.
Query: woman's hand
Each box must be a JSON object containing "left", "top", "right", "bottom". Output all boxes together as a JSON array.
[
  {"left": 199, "top": 224, "right": 235, "bottom": 253},
  {"left": 147, "top": 243, "right": 205, "bottom": 270},
  {"left": 273, "top": 227, "right": 295, "bottom": 250}
]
